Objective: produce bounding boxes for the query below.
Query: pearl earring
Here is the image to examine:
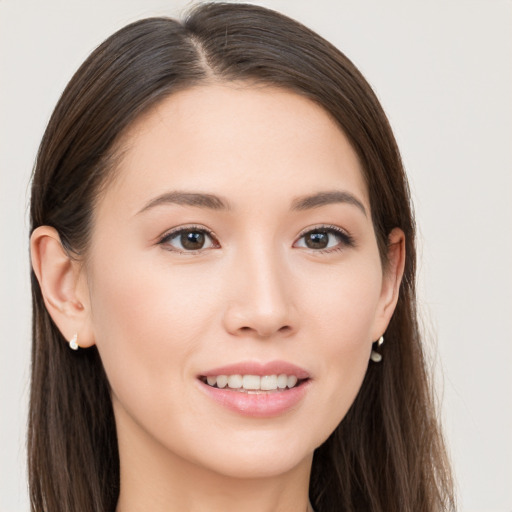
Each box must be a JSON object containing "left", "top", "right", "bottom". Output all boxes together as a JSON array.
[
  {"left": 370, "top": 335, "right": 384, "bottom": 362},
  {"left": 69, "top": 333, "right": 79, "bottom": 350}
]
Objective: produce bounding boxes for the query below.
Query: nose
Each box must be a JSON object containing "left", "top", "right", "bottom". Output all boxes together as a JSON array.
[{"left": 222, "top": 246, "right": 298, "bottom": 339}]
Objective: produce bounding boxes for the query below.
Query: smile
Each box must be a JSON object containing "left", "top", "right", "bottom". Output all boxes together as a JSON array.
[
  {"left": 197, "top": 361, "right": 311, "bottom": 417},
  {"left": 199, "top": 374, "right": 306, "bottom": 392}
]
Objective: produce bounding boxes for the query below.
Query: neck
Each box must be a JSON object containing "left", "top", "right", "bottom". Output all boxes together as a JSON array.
[{"left": 114, "top": 404, "right": 313, "bottom": 512}]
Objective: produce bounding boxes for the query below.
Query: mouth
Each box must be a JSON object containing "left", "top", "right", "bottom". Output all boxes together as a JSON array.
[
  {"left": 196, "top": 361, "right": 312, "bottom": 417},
  {"left": 198, "top": 374, "right": 310, "bottom": 393}
]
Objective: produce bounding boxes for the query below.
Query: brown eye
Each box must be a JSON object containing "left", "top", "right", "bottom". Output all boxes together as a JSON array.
[
  {"left": 294, "top": 226, "right": 354, "bottom": 251},
  {"left": 304, "top": 231, "right": 329, "bottom": 249},
  {"left": 181, "top": 231, "right": 205, "bottom": 250},
  {"left": 161, "top": 228, "right": 217, "bottom": 252}
]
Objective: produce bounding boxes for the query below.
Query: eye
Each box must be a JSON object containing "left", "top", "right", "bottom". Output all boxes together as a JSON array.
[
  {"left": 294, "top": 226, "right": 354, "bottom": 251},
  {"left": 159, "top": 226, "right": 218, "bottom": 253}
]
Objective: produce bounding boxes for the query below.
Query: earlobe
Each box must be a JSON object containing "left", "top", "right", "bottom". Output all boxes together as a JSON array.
[{"left": 30, "top": 226, "right": 95, "bottom": 348}]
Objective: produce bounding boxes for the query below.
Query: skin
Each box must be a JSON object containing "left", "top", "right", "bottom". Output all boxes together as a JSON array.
[{"left": 31, "top": 84, "right": 405, "bottom": 512}]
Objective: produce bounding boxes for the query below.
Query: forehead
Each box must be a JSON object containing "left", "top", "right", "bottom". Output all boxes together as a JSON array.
[{"left": 99, "top": 83, "right": 369, "bottom": 216}]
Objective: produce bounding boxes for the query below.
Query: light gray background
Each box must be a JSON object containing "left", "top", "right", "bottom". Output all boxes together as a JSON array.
[{"left": 1, "top": 1, "right": 511, "bottom": 511}]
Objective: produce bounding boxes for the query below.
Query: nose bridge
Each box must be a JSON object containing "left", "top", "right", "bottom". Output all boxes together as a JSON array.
[{"left": 223, "top": 237, "right": 295, "bottom": 337}]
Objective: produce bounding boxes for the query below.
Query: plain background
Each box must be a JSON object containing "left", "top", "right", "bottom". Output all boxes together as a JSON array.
[{"left": 1, "top": 0, "right": 510, "bottom": 510}]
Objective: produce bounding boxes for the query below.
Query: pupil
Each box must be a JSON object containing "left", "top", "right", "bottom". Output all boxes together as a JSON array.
[
  {"left": 181, "top": 231, "right": 205, "bottom": 250},
  {"left": 306, "top": 232, "right": 328, "bottom": 249}
]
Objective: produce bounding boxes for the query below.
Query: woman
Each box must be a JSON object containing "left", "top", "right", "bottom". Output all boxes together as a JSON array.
[{"left": 28, "top": 3, "right": 455, "bottom": 511}]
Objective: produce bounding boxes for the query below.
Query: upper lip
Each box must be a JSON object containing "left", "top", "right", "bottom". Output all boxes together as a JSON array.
[{"left": 199, "top": 360, "right": 311, "bottom": 380}]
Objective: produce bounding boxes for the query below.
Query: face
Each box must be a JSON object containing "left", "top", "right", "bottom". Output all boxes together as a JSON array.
[{"left": 80, "top": 84, "right": 398, "bottom": 479}]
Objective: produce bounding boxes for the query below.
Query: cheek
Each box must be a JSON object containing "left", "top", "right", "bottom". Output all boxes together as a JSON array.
[
  {"left": 302, "top": 255, "right": 382, "bottom": 346},
  {"left": 300, "top": 259, "right": 382, "bottom": 432},
  {"left": 86, "top": 248, "right": 218, "bottom": 415}
]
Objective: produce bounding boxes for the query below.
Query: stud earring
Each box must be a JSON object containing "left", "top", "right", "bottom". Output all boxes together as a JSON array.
[
  {"left": 370, "top": 335, "right": 384, "bottom": 362},
  {"left": 69, "top": 333, "right": 79, "bottom": 350}
]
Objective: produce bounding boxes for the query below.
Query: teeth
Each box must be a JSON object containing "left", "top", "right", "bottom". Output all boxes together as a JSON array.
[
  {"left": 260, "top": 375, "right": 277, "bottom": 390},
  {"left": 288, "top": 375, "right": 298, "bottom": 388},
  {"left": 203, "top": 373, "right": 302, "bottom": 391},
  {"left": 216, "top": 375, "right": 228, "bottom": 388},
  {"left": 243, "top": 375, "right": 260, "bottom": 390},
  {"left": 277, "top": 374, "right": 288, "bottom": 389},
  {"left": 227, "top": 375, "right": 243, "bottom": 389}
]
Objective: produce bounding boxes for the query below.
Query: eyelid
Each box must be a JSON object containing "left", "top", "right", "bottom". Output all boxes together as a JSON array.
[
  {"left": 296, "top": 224, "right": 350, "bottom": 238},
  {"left": 157, "top": 224, "right": 220, "bottom": 253},
  {"left": 294, "top": 224, "right": 355, "bottom": 251}
]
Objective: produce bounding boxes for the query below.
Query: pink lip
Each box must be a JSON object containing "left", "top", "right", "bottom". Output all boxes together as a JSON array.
[
  {"left": 197, "top": 360, "right": 311, "bottom": 418},
  {"left": 199, "top": 360, "right": 311, "bottom": 379}
]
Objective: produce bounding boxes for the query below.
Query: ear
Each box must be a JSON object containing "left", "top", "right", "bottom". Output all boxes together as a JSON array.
[
  {"left": 372, "top": 227, "right": 406, "bottom": 340},
  {"left": 30, "top": 226, "right": 95, "bottom": 348}
]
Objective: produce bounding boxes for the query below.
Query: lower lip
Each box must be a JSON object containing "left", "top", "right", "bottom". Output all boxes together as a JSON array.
[{"left": 197, "top": 379, "right": 311, "bottom": 418}]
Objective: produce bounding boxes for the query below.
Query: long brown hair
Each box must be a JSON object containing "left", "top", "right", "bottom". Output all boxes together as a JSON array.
[{"left": 29, "top": 3, "right": 455, "bottom": 511}]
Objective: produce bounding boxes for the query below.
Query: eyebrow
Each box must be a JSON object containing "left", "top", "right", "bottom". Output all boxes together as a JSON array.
[
  {"left": 137, "top": 191, "right": 231, "bottom": 215},
  {"left": 291, "top": 190, "right": 367, "bottom": 216},
  {"left": 137, "top": 189, "right": 367, "bottom": 216}
]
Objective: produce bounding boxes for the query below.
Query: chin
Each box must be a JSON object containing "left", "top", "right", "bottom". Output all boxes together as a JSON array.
[
  {"left": 172, "top": 426, "right": 321, "bottom": 480},
  {"left": 198, "top": 448, "right": 312, "bottom": 480}
]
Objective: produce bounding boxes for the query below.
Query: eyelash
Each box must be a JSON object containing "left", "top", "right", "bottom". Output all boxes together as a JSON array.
[
  {"left": 158, "top": 225, "right": 219, "bottom": 254},
  {"left": 295, "top": 224, "right": 355, "bottom": 254},
  {"left": 157, "top": 224, "right": 355, "bottom": 254}
]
